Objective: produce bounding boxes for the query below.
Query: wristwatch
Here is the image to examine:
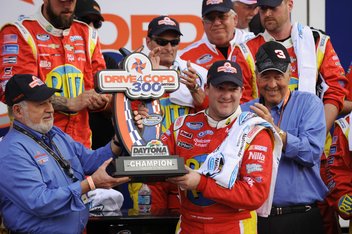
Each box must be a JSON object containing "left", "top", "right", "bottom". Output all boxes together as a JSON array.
[{"left": 278, "top": 129, "right": 285, "bottom": 139}]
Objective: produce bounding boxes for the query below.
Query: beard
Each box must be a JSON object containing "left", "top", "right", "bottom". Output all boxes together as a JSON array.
[
  {"left": 45, "top": 0, "right": 74, "bottom": 29},
  {"left": 23, "top": 112, "right": 54, "bottom": 134}
]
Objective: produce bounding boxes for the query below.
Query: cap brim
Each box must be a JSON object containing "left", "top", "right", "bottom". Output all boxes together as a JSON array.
[
  {"left": 27, "top": 87, "right": 61, "bottom": 102},
  {"left": 209, "top": 75, "right": 243, "bottom": 87},
  {"left": 257, "top": 61, "right": 288, "bottom": 74},
  {"left": 152, "top": 27, "right": 183, "bottom": 36},
  {"left": 257, "top": 0, "right": 283, "bottom": 7},
  {"left": 202, "top": 7, "right": 231, "bottom": 17}
]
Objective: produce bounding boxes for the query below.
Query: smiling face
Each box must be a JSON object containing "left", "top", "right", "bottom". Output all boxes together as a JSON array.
[
  {"left": 205, "top": 82, "right": 243, "bottom": 121},
  {"left": 256, "top": 69, "right": 290, "bottom": 109},
  {"left": 203, "top": 10, "right": 238, "bottom": 47},
  {"left": 233, "top": 2, "right": 259, "bottom": 29},
  {"left": 43, "top": 0, "right": 77, "bottom": 29},
  {"left": 14, "top": 99, "right": 54, "bottom": 134}
]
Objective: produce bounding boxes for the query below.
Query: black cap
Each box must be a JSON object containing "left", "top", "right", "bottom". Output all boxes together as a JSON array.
[
  {"left": 202, "top": 0, "right": 233, "bottom": 17},
  {"left": 75, "top": 0, "right": 104, "bottom": 21},
  {"left": 207, "top": 60, "right": 243, "bottom": 87},
  {"left": 257, "top": 0, "right": 283, "bottom": 7},
  {"left": 255, "top": 41, "right": 291, "bottom": 74},
  {"left": 5, "top": 74, "right": 61, "bottom": 106},
  {"left": 147, "top": 16, "right": 183, "bottom": 37}
]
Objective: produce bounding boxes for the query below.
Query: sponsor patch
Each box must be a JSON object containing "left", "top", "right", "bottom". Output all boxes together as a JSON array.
[
  {"left": 197, "top": 130, "right": 213, "bottom": 138},
  {"left": 36, "top": 34, "right": 50, "bottom": 41},
  {"left": 3, "top": 34, "right": 18, "bottom": 43},
  {"left": 74, "top": 50, "right": 85, "bottom": 54},
  {"left": 254, "top": 177, "right": 263, "bottom": 183},
  {"left": 332, "top": 136, "right": 338, "bottom": 144},
  {"left": 186, "top": 122, "right": 203, "bottom": 130},
  {"left": 3, "top": 67, "right": 12, "bottom": 77},
  {"left": 2, "top": 44, "right": 19, "bottom": 55},
  {"left": 196, "top": 54, "right": 212, "bottom": 64},
  {"left": 3, "top": 56, "right": 17, "bottom": 64},
  {"left": 70, "top": 35, "right": 83, "bottom": 42},
  {"left": 249, "top": 144, "right": 267, "bottom": 152},
  {"left": 180, "top": 130, "right": 193, "bottom": 139},
  {"left": 327, "top": 156, "right": 334, "bottom": 165},
  {"left": 329, "top": 146, "right": 336, "bottom": 155},
  {"left": 248, "top": 152, "right": 265, "bottom": 162},
  {"left": 40, "top": 60, "right": 52, "bottom": 69},
  {"left": 246, "top": 163, "right": 263, "bottom": 174},
  {"left": 338, "top": 194, "right": 352, "bottom": 215},
  {"left": 177, "top": 141, "right": 193, "bottom": 150},
  {"left": 243, "top": 176, "right": 254, "bottom": 187},
  {"left": 194, "top": 138, "right": 211, "bottom": 148}
]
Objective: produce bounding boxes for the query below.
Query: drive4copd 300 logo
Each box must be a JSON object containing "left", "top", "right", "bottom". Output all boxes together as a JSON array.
[{"left": 95, "top": 53, "right": 179, "bottom": 99}]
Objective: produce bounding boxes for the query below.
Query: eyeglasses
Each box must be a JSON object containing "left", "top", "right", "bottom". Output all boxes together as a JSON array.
[
  {"left": 77, "top": 17, "right": 102, "bottom": 29},
  {"left": 152, "top": 37, "right": 180, "bottom": 47},
  {"left": 203, "top": 12, "right": 232, "bottom": 24}
]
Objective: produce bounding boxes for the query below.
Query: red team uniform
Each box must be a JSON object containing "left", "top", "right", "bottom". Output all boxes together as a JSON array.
[
  {"left": 231, "top": 30, "right": 348, "bottom": 105},
  {"left": 0, "top": 12, "right": 106, "bottom": 147},
  {"left": 161, "top": 110, "right": 274, "bottom": 233}
]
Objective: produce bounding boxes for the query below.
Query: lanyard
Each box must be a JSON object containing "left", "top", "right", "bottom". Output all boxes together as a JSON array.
[
  {"left": 13, "top": 124, "right": 78, "bottom": 182},
  {"left": 277, "top": 91, "right": 291, "bottom": 127}
]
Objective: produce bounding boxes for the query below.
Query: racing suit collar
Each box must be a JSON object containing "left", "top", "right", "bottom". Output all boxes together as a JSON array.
[
  {"left": 205, "top": 106, "right": 242, "bottom": 129},
  {"left": 36, "top": 5, "right": 69, "bottom": 37}
]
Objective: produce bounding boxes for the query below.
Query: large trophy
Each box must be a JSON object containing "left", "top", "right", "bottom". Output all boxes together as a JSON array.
[{"left": 95, "top": 52, "right": 187, "bottom": 182}]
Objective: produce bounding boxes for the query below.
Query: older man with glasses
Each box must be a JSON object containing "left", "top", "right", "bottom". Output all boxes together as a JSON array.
[{"left": 180, "top": 0, "right": 254, "bottom": 70}]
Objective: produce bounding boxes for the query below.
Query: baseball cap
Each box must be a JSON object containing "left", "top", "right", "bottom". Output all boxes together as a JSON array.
[
  {"left": 232, "top": 0, "right": 257, "bottom": 5},
  {"left": 147, "top": 16, "right": 183, "bottom": 37},
  {"left": 207, "top": 60, "right": 243, "bottom": 87},
  {"left": 5, "top": 74, "right": 61, "bottom": 106},
  {"left": 255, "top": 41, "right": 291, "bottom": 74},
  {"left": 75, "top": 0, "right": 104, "bottom": 21},
  {"left": 202, "top": 0, "right": 233, "bottom": 17},
  {"left": 257, "top": 0, "right": 283, "bottom": 7}
]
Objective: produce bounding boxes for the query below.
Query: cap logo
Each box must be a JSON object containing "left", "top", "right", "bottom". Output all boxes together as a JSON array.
[
  {"left": 275, "top": 49, "right": 286, "bottom": 59},
  {"left": 217, "top": 62, "right": 237, "bottom": 73},
  {"left": 206, "top": 0, "right": 223, "bottom": 5},
  {"left": 29, "top": 76, "right": 44, "bottom": 88},
  {"left": 158, "top": 17, "right": 176, "bottom": 26}
]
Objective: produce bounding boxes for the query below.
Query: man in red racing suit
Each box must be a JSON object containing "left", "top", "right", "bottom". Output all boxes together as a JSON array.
[
  {"left": 162, "top": 60, "right": 280, "bottom": 233},
  {"left": 0, "top": 1, "right": 106, "bottom": 147}
]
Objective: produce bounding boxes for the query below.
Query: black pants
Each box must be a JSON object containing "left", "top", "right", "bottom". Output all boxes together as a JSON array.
[{"left": 258, "top": 206, "right": 325, "bottom": 234}]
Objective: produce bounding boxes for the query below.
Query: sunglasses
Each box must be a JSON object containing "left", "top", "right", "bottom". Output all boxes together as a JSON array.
[
  {"left": 152, "top": 37, "right": 180, "bottom": 47},
  {"left": 203, "top": 12, "right": 232, "bottom": 24}
]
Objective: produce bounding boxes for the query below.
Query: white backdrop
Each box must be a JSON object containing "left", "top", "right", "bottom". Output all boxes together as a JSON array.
[{"left": 0, "top": 0, "right": 325, "bottom": 53}]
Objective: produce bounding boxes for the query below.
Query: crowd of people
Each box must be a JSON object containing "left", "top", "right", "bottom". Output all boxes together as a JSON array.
[{"left": 0, "top": 0, "right": 351, "bottom": 233}]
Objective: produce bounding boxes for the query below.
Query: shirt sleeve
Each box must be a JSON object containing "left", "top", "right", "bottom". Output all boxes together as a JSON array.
[
  {"left": 284, "top": 96, "right": 326, "bottom": 167},
  {"left": 319, "top": 39, "right": 348, "bottom": 111},
  {"left": 196, "top": 129, "right": 274, "bottom": 210},
  {"left": 0, "top": 145, "right": 86, "bottom": 218},
  {"left": 325, "top": 122, "right": 352, "bottom": 219},
  {"left": 0, "top": 25, "right": 38, "bottom": 101}
]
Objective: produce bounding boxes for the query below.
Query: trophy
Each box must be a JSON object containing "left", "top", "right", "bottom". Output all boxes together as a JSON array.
[{"left": 95, "top": 52, "right": 187, "bottom": 182}]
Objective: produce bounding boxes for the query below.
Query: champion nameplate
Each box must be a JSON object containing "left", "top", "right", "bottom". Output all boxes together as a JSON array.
[{"left": 124, "top": 158, "right": 178, "bottom": 171}]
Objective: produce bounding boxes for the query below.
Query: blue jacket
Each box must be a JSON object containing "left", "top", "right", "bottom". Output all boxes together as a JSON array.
[
  {"left": 0, "top": 121, "right": 113, "bottom": 233},
  {"left": 241, "top": 91, "right": 328, "bottom": 206}
]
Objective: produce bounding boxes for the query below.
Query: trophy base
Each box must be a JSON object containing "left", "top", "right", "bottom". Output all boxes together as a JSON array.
[{"left": 112, "top": 156, "right": 188, "bottom": 182}]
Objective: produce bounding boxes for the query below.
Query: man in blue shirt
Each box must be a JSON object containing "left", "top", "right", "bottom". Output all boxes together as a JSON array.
[
  {"left": 241, "top": 41, "right": 328, "bottom": 234},
  {"left": 0, "top": 74, "right": 129, "bottom": 233}
]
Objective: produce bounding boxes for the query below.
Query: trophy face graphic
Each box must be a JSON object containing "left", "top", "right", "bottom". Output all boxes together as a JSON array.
[{"left": 95, "top": 52, "right": 187, "bottom": 181}]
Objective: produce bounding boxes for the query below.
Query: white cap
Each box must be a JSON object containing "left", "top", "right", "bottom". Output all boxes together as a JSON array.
[{"left": 232, "top": 0, "right": 257, "bottom": 4}]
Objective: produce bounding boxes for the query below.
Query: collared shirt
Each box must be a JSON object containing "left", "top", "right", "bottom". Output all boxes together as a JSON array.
[
  {"left": 241, "top": 91, "right": 328, "bottom": 206},
  {"left": 0, "top": 120, "right": 113, "bottom": 233}
]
